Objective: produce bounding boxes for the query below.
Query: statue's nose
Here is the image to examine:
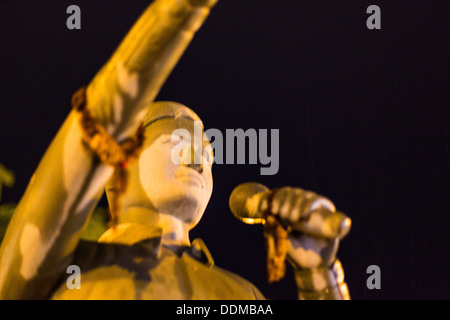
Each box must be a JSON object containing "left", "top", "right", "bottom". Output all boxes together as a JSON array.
[
  {"left": 181, "top": 145, "right": 204, "bottom": 174},
  {"left": 185, "top": 162, "right": 203, "bottom": 174}
]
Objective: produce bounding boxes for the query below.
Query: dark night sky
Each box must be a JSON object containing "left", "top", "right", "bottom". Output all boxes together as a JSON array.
[{"left": 0, "top": 1, "right": 449, "bottom": 299}]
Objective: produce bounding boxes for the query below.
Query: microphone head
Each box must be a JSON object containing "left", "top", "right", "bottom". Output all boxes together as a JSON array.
[{"left": 229, "top": 182, "right": 269, "bottom": 224}]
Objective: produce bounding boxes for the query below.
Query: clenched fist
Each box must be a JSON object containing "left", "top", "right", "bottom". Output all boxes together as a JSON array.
[{"left": 260, "top": 187, "right": 351, "bottom": 299}]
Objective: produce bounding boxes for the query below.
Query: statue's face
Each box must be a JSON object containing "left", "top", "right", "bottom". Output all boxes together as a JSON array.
[{"left": 138, "top": 119, "right": 213, "bottom": 227}]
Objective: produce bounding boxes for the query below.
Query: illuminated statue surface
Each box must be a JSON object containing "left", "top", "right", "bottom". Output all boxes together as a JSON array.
[{"left": 0, "top": 0, "right": 350, "bottom": 300}]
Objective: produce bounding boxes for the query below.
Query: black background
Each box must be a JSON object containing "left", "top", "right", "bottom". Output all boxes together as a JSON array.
[{"left": 0, "top": 1, "right": 449, "bottom": 299}]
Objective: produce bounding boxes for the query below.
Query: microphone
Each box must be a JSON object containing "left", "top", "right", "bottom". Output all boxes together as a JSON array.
[
  {"left": 229, "top": 182, "right": 286, "bottom": 283},
  {"left": 229, "top": 182, "right": 351, "bottom": 239},
  {"left": 228, "top": 182, "right": 270, "bottom": 225}
]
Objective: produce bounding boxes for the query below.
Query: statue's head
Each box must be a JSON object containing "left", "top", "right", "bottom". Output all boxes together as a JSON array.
[{"left": 106, "top": 101, "right": 213, "bottom": 229}]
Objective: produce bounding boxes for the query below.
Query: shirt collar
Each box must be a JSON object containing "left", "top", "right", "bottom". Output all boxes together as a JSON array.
[{"left": 137, "top": 237, "right": 215, "bottom": 268}]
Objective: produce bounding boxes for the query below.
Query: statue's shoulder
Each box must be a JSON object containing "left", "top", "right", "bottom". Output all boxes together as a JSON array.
[
  {"left": 210, "top": 264, "right": 266, "bottom": 300},
  {"left": 50, "top": 238, "right": 265, "bottom": 300}
]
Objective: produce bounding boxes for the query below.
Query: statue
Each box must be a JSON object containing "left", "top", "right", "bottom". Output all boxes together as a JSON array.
[{"left": 0, "top": 0, "right": 351, "bottom": 300}]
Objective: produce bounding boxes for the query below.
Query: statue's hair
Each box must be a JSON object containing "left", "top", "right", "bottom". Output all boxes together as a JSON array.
[{"left": 143, "top": 101, "right": 202, "bottom": 129}]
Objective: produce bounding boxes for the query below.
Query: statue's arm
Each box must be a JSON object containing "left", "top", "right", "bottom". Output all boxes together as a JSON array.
[
  {"left": 0, "top": 0, "right": 217, "bottom": 299},
  {"left": 294, "top": 259, "right": 350, "bottom": 300}
]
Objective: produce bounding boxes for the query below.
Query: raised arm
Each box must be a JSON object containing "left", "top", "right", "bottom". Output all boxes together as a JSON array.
[{"left": 0, "top": 0, "right": 217, "bottom": 299}]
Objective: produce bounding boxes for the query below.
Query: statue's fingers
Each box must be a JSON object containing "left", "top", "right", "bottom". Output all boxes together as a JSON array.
[
  {"left": 302, "top": 193, "right": 336, "bottom": 214},
  {"left": 287, "top": 233, "right": 339, "bottom": 269},
  {"left": 270, "top": 188, "right": 288, "bottom": 215},
  {"left": 291, "top": 208, "right": 351, "bottom": 239},
  {"left": 279, "top": 188, "right": 295, "bottom": 220},
  {"left": 288, "top": 191, "right": 303, "bottom": 223}
]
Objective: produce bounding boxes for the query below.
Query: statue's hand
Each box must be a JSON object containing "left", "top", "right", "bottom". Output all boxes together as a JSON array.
[{"left": 264, "top": 187, "right": 351, "bottom": 270}]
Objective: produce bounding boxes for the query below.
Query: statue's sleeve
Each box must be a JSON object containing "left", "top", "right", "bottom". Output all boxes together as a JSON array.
[{"left": 0, "top": 0, "right": 217, "bottom": 299}]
